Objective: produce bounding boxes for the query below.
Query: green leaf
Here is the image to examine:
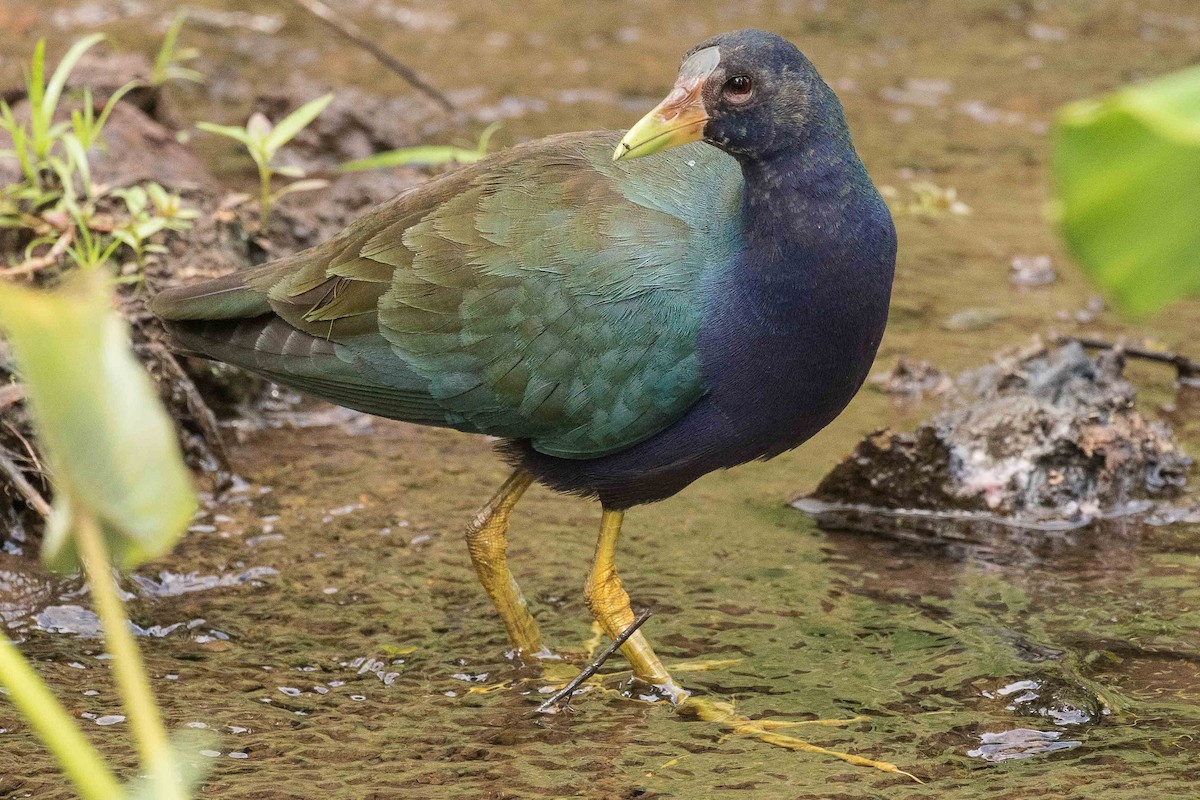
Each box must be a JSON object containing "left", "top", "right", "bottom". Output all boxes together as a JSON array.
[
  {"left": 270, "top": 178, "right": 329, "bottom": 201},
  {"left": 1053, "top": 64, "right": 1200, "bottom": 315},
  {"left": 60, "top": 133, "right": 90, "bottom": 194},
  {"left": 114, "top": 186, "right": 149, "bottom": 216},
  {"left": 337, "top": 145, "right": 483, "bottom": 173},
  {"left": 195, "top": 121, "right": 251, "bottom": 145},
  {"left": 84, "top": 80, "right": 139, "bottom": 150},
  {"left": 475, "top": 121, "right": 502, "bottom": 154},
  {"left": 263, "top": 93, "right": 333, "bottom": 155},
  {"left": 27, "top": 40, "right": 46, "bottom": 117},
  {"left": 167, "top": 66, "right": 205, "bottom": 85},
  {"left": 151, "top": 12, "right": 187, "bottom": 86},
  {"left": 245, "top": 112, "right": 273, "bottom": 147},
  {"left": 26, "top": 40, "right": 46, "bottom": 147},
  {"left": 0, "top": 274, "right": 196, "bottom": 571},
  {"left": 42, "top": 34, "right": 106, "bottom": 128}
]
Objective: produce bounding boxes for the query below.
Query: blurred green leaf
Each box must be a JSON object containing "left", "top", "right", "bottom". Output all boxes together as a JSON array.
[
  {"left": 264, "top": 93, "right": 332, "bottom": 155},
  {"left": 1053, "top": 64, "right": 1200, "bottom": 315},
  {"left": 123, "top": 730, "right": 215, "bottom": 800},
  {"left": 41, "top": 34, "right": 106, "bottom": 127},
  {"left": 337, "top": 145, "right": 484, "bottom": 173},
  {"left": 194, "top": 121, "right": 251, "bottom": 145},
  {"left": 0, "top": 274, "right": 195, "bottom": 571}
]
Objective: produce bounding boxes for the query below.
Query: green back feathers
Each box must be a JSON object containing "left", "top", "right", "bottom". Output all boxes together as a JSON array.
[{"left": 153, "top": 132, "right": 743, "bottom": 458}]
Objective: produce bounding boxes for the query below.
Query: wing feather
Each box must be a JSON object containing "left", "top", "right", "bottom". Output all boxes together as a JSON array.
[{"left": 157, "top": 132, "right": 742, "bottom": 458}]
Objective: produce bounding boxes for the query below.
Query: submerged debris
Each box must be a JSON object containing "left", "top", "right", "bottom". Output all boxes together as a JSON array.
[{"left": 797, "top": 343, "right": 1192, "bottom": 555}]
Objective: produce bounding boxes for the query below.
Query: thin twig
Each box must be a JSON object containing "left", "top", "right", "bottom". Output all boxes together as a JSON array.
[
  {"left": 535, "top": 609, "right": 652, "bottom": 714},
  {"left": 0, "top": 447, "right": 51, "bottom": 520},
  {"left": 288, "top": 0, "right": 456, "bottom": 112},
  {"left": 2, "top": 417, "right": 44, "bottom": 477},
  {"left": 1057, "top": 335, "right": 1200, "bottom": 380},
  {"left": 0, "top": 230, "right": 73, "bottom": 278}
]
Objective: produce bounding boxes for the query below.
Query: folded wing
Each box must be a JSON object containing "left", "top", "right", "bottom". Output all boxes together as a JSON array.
[{"left": 152, "top": 132, "right": 742, "bottom": 459}]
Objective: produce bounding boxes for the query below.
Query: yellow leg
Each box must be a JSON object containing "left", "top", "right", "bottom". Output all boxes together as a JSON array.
[
  {"left": 584, "top": 508, "right": 687, "bottom": 703},
  {"left": 465, "top": 469, "right": 549, "bottom": 659}
]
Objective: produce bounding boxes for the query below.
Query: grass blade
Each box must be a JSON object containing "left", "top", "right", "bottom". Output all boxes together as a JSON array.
[
  {"left": 195, "top": 121, "right": 252, "bottom": 145},
  {"left": 337, "top": 145, "right": 483, "bottom": 172},
  {"left": 43, "top": 33, "right": 106, "bottom": 126},
  {"left": 264, "top": 93, "right": 333, "bottom": 154}
]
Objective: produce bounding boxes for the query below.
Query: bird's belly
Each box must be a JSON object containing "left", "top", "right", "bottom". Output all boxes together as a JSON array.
[
  {"left": 510, "top": 255, "right": 892, "bottom": 508},
  {"left": 506, "top": 377, "right": 849, "bottom": 510}
]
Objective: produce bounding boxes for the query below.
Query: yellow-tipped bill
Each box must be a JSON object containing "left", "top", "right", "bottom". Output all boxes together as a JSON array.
[{"left": 614, "top": 46, "right": 720, "bottom": 161}]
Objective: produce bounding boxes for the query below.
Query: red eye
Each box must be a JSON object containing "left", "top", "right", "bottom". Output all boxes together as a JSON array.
[{"left": 723, "top": 75, "right": 753, "bottom": 103}]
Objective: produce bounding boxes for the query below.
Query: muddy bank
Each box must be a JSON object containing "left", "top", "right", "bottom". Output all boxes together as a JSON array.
[{"left": 0, "top": 48, "right": 436, "bottom": 537}]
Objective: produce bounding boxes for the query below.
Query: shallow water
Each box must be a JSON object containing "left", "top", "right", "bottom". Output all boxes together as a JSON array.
[{"left": 4, "top": 1, "right": 1200, "bottom": 797}]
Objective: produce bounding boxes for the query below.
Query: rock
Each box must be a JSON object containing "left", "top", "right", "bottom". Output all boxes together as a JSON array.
[
  {"left": 796, "top": 343, "right": 1192, "bottom": 557},
  {"left": 91, "top": 102, "right": 218, "bottom": 191}
]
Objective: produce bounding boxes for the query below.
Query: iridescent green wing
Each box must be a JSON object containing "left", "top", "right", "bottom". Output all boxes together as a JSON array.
[{"left": 256, "top": 133, "right": 742, "bottom": 458}]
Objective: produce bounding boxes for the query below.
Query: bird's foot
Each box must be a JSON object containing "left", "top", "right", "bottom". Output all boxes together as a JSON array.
[
  {"left": 678, "top": 697, "right": 923, "bottom": 783},
  {"left": 619, "top": 673, "right": 689, "bottom": 704},
  {"left": 530, "top": 663, "right": 686, "bottom": 709}
]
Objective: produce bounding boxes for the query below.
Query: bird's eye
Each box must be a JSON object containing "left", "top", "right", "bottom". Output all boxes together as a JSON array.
[{"left": 723, "top": 75, "right": 753, "bottom": 104}]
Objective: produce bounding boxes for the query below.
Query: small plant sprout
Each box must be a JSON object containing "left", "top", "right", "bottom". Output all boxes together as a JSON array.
[
  {"left": 112, "top": 183, "right": 199, "bottom": 273},
  {"left": 63, "top": 208, "right": 123, "bottom": 272},
  {"left": 197, "top": 93, "right": 334, "bottom": 228},
  {"left": 338, "top": 121, "right": 503, "bottom": 172},
  {"left": 12, "top": 36, "right": 105, "bottom": 186},
  {"left": 0, "top": 34, "right": 135, "bottom": 200},
  {"left": 150, "top": 13, "right": 204, "bottom": 87},
  {"left": 0, "top": 35, "right": 202, "bottom": 278}
]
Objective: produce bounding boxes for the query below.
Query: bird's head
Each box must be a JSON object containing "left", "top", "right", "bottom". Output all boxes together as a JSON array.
[{"left": 614, "top": 30, "right": 838, "bottom": 163}]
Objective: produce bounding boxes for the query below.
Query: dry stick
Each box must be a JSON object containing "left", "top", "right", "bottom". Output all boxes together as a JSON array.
[
  {"left": 0, "top": 447, "right": 51, "bottom": 519},
  {"left": 2, "top": 417, "right": 44, "bottom": 477},
  {"left": 0, "top": 383, "right": 24, "bottom": 414},
  {"left": 1057, "top": 335, "right": 1200, "bottom": 380},
  {"left": 535, "top": 609, "right": 652, "bottom": 714},
  {"left": 288, "top": 0, "right": 456, "bottom": 112},
  {"left": 0, "top": 229, "right": 73, "bottom": 278}
]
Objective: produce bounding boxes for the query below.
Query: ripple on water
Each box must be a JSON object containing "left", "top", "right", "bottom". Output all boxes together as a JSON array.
[{"left": 131, "top": 567, "right": 279, "bottom": 597}]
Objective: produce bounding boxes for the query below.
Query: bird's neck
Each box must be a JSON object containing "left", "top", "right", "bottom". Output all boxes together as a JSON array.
[
  {"left": 697, "top": 124, "right": 896, "bottom": 454},
  {"left": 736, "top": 125, "right": 866, "bottom": 279}
]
